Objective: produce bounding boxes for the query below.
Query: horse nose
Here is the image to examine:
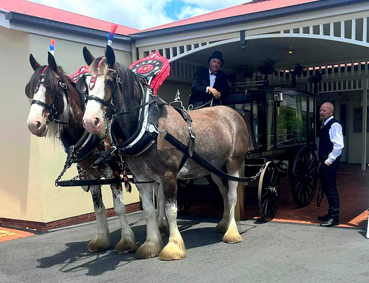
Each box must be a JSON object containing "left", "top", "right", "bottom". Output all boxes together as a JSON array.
[
  {"left": 94, "top": 117, "right": 100, "bottom": 127},
  {"left": 27, "top": 120, "right": 45, "bottom": 136},
  {"left": 83, "top": 116, "right": 102, "bottom": 132}
]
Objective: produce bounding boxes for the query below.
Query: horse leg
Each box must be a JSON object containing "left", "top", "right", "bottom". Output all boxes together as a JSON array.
[
  {"left": 135, "top": 183, "right": 163, "bottom": 259},
  {"left": 111, "top": 183, "right": 137, "bottom": 254},
  {"left": 159, "top": 174, "right": 186, "bottom": 261},
  {"left": 154, "top": 183, "right": 169, "bottom": 236},
  {"left": 210, "top": 173, "right": 229, "bottom": 233},
  {"left": 88, "top": 185, "right": 110, "bottom": 252},
  {"left": 223, "top": 173, "right": 243, "bottom": 244}
]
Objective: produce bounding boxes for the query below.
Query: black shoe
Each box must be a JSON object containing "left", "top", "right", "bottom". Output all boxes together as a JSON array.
[
  {"left": 320, "top": 218, "right": 339, "bottom": 227},
  {"left": 318, "top": 214, "right": 331, "bottom": 221}
]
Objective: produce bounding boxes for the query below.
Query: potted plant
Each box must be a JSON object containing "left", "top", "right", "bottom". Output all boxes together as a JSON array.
[{"left": 291, "top": 63, "right": 305, "bottom": 88}]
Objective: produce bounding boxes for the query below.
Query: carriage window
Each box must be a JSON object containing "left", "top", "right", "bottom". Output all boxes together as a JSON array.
[{"left": 276, "top": 95, "right": 307, "bottom": 146}]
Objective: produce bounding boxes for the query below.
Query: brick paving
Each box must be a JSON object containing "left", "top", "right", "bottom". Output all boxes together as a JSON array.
[
  {"left": 0, "top": 227, "right": 34, "bottom": 243},
  {"left": 188, "top": 164, "right": 368, "bottom": 228}
]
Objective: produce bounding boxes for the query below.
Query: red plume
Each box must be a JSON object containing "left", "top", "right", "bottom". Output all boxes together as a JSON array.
[{"left": 110, "top": 24, "right": 118, "bottom": 39}]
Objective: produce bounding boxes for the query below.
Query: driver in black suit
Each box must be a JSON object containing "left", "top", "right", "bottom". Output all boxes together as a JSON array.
[{"left": 189, "top": 51, "right": 229, "bottom": 108}]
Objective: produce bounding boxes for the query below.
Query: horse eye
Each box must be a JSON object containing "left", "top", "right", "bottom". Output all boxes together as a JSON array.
[{"left": 106, "top": 79, "right": 113, "bottom": 86}]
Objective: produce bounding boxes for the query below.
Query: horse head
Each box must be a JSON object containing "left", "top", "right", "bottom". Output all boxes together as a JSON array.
[
  {"left": 25, "top": 52, "right": 78, "bottom": 137},
  {"left": 82, "top": 45, "right": 141, "bottom": 137}
]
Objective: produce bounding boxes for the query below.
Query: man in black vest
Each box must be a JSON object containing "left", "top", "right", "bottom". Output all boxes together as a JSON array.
[
  {"left": 189, "top": 51, "right": 229, "bottom": 108},
  {"left": 318, "top": 102, "right": 344, "bottom": 227}
]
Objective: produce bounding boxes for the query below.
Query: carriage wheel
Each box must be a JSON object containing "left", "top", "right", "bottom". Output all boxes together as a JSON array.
[
  {"left": 177, "top": 179, "right": 194, "bottom": 215},
  {"left": 258, "top": 161, "right": 280, "bottom": 221},
  {"left": 290, "top": 146, "right": 318, "bottom": 207}
]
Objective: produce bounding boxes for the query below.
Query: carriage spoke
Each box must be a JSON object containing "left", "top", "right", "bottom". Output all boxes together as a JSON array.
[
  {"left": 269, "top": 170, "right": 275, "bottom": 185},
  {"left": 307, "top": 155, "right": 316, "bottom": 169},
  {"left": 303, "top": 184, "right": 308, "bottom": 202},
  {"left": 262, "top": 190, "right": 269, "bottom": 199},
  {"left": 263, "top": 198, "right": 269, "bottom": 215},
  {"left": 307, "top": 182, "right": 314, "bottom": 193}
]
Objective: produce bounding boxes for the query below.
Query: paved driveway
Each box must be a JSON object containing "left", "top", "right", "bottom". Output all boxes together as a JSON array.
[{"left": 1, "top": 212, "right": 368, "bottom": 283}]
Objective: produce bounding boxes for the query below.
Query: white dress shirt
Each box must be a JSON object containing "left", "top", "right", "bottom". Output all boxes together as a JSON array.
[
  {"left": 206, "top": 70, "right": 217, "bottom": 92},
  {"left": 322, "top": 116, "right": 344, "bottom": 164}
]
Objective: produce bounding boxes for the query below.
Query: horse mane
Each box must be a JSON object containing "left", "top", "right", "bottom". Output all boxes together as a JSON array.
[{"left": 89, "top": 57, "right": 141, "bottom": 100}]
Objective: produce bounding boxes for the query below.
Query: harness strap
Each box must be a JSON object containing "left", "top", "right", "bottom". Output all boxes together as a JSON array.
[
  {"left": 164, "top": 132, "right": 252, "bottom": 182},
  {"left": 57, "top": 178, "right": 124, "bottom": 187},
  {"left": 172, "top": 106, "right": 196, "bottom": 171},
  {"left": 86, "top": 95, "right": 111, "bottom": 107},
  {"left": 31, "top": 99, "right": 52, "bottom": 110}
]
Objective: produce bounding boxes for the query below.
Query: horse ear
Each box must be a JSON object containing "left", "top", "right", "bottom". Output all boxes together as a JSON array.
[
  {"left": 83, "top": 46, "right": 95, "bottom": 66},
  {"left": 105, "top": 45, "right": 115, "bottom": 67},
  {"left": 29, "top": 54, "right": 41, "bottom": 71},
  {"left": 48, "top": 52, "right": 58, "bottom": 72}
]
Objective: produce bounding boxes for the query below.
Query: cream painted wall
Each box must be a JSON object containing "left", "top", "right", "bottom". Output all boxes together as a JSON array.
[
  {"left": 0, "top": 27, "right": 36, "bottom": 220},
  {"left": 0, "top": 27, "right": 139, "bottom": 224}
]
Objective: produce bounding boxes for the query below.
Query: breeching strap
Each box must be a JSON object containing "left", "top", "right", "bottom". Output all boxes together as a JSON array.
[{"left": 164, "top": 132, "right": 252, "bottom": 182}]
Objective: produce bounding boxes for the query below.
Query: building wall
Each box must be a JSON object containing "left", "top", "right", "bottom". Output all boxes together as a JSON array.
[
  {"left": 345, "top": 90, "right": 369, "bottom": 164},
  {"left": 0, "top": 26, "right": 140, "bottom": 225}
]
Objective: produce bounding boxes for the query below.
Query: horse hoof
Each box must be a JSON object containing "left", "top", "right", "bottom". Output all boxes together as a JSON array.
[
  {"left": 159, "top": 241, "right": 186, "bottom": 261},
  {"left": 87, "top": 237, "right": 110, "bottom": 253},
  {"left": 135, "top": 240, "right": 162, "bottom": 259},
  {"left": 222, "top": 231, "right": 243, "bottom": 244},
  {"left": 115, "top": 239, "right": 138, "bottom": 254}
]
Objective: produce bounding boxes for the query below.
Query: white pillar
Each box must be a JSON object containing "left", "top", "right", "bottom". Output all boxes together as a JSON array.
[{"left": 362, "top": 78, "right": 368, "bottom": 171}]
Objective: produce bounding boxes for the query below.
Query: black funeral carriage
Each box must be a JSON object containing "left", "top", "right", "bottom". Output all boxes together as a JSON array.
[{"left": 177, "top": 87, "right": 319, "bottom": 221}]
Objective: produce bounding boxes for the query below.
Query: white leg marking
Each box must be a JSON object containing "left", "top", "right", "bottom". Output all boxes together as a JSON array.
[
  {"left": 223, "top": 173, "right": 243, "bottom": 244},
  {"left": 159, "top": 202, "right": 186, "bottom": 261},
  {"left": 135, "top": 184, "right": 163, "bottom": 259},
  {"left": 211, "top": 173, "right": 229, "bottom": 233},
  {"left": 88, "top": 185, "right": 110, "bottom": 252},
  {"left": 111, "top": 184, "right": 137, "bottom": 254}
]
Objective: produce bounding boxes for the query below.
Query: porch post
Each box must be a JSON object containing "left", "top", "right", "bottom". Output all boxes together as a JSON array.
[{"left": 362, "top": 78, "right": 368, "bottom": 172}]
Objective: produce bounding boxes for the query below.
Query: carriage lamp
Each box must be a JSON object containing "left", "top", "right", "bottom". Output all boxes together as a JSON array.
[{"left": 274, "top": 92, "right": 283, "bottom": 102}]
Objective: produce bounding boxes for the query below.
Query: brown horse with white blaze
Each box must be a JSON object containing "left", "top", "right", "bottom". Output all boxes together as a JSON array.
[
  {"left": 25, "top": 52, "right": 139, "bottom": 254},
  {"left": 82, "top": 45, "right": 250, "bottom": 260}
]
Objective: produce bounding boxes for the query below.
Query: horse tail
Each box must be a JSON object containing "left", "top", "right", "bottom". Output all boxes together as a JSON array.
[{"left": 235, "top": 161, "right": 245, "bottom": 221}]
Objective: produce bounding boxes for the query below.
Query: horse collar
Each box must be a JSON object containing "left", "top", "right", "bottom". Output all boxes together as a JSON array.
[{"left": 108, "top": 87, "right": 159, "bottom": 156}]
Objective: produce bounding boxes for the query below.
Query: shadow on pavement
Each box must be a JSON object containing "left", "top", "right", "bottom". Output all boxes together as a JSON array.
[{"left": 35, "top": 216, "right": 255, "bottom": 275}]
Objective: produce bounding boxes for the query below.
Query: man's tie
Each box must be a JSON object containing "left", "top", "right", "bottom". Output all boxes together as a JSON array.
[
  {"left": 210, "top": 72, "right": 217, "bottom": 76},
  {"left": 320, "top": 123, "right": 325, "bottom": 129}
]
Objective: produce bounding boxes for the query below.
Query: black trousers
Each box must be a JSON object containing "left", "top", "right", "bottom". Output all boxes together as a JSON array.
[{"left": 320, "top": 159, "right": 340, "bottom": 220}]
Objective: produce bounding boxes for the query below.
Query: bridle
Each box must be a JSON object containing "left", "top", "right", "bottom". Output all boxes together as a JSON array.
[
  {"left": 29, "top": 66, "right": 70, "bottom": 124},
  {"left": 84, "top": 57, "right": 122, "bottom": 120}
]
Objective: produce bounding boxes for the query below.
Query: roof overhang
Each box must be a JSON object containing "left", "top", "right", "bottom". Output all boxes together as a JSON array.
[
  {"left": 5, "top": 12, "right": 132, "bottom": 44},
  {"left": 131, "top": 0, "right": 369, "bottom": 40}
]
